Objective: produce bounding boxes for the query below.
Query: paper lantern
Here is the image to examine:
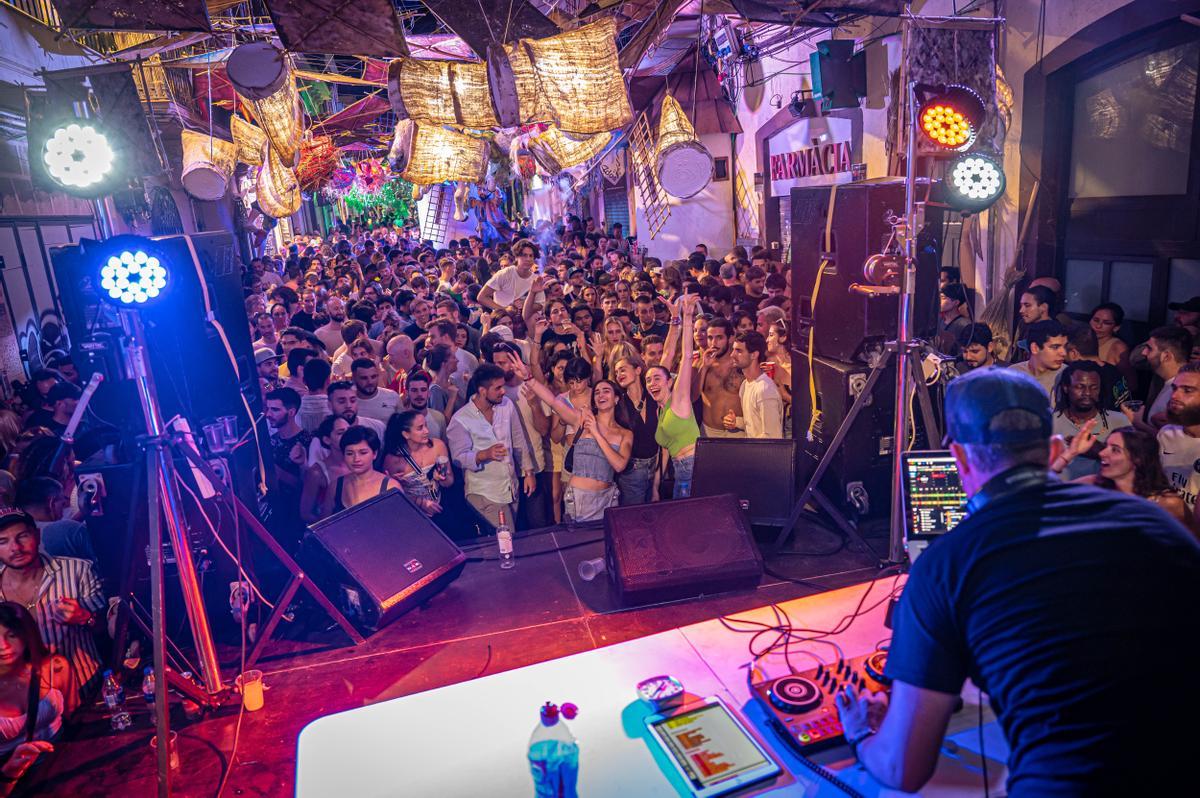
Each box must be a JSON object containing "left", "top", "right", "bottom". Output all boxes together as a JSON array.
[
  {"left": 356, "top": 158, "right": 387, "bottom": 193},
  {"left": 256, "top": 144, "right": 300, "bottom": 218},
  {"left": 387, "top": 57, "right": 497, "bottom": 129},
  {"left": 391, "top": 120, "right": 488, "bottom": 187},
  {"left": 227, "top": 42, "right": 301, "bottom": 167},
  {"left": 231, "top": 115, "right": 266, "bottom": 167},
  {"left": 529, "top": 126, "right": 611, "bottom": 174},
  {"left": 329, "top": 166, "right": 355, "bottom": 192},
  {"left": 180, "top": 129, "right": 236, "bottom": 201},
  {"left": 655, "top": 94, "right": 712, "bottom": 199},
  {"left": 297, "top": 136, "right": 338, "bottom": 192},
  {"left": 494, "top": 18, "right": 632, "bottom": 135}
]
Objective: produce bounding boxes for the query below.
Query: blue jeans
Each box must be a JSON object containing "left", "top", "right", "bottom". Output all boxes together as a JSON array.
[
  {"left": 617, "top": 455, "right": 658, "bottom": 506},
  {"left": 672, "top": 454, "right": 695, "bottom": 499}
]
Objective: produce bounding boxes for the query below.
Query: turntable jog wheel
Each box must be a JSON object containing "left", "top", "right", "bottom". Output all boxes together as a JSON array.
[{"left": 767, "top": 676, "right": 822, "bottom": 714}]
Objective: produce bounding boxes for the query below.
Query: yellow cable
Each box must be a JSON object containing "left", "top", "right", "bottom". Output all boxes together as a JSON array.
[{"left": 806, "top": 185, "right": 839, "bottom": 441}]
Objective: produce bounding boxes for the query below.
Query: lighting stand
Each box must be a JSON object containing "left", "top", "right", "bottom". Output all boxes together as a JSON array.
[
  {"left": 121, "top": 309, "right": 224, "bottom": 798},
  {"left": 773, "top": 79, "right": 941, "bottom": 561}
]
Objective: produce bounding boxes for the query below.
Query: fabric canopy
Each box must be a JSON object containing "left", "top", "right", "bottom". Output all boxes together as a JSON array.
[{"left": 313, "top": 93, "right": 390, "bottom": 133}]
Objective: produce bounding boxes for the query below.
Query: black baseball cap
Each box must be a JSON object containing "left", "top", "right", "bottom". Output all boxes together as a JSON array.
[
  {"left": 943, "top": 366, "right": 1052, "bottom": 446},
  {"left": 46, "top": 382, "right": 81, "bottom": 403},
  {"left": 1168, "top": 296, "right": 1200, "bottom": 313}
]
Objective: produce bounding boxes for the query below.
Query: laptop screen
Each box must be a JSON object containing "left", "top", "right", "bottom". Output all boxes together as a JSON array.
[{"left": 902, "top": 451, "right": 968, "bottom": 540}]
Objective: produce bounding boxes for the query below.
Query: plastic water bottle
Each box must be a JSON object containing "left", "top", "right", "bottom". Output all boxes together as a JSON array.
[
  {"left": 102, "top": 670, "right": 131, "bottom": 731},
  {"left": 528, "top": 702, "right": 579, "bottom": 798},
  {"left": 142, "top": 667, "right": 156, "bottom": 704},
  {"left": 497, "top": 510, "right": 515, "bottom": 570}
]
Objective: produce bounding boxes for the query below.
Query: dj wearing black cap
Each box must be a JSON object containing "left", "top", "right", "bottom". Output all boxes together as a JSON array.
[{"left": 836, "top": 367, "right": 1200, "bottom": 795}]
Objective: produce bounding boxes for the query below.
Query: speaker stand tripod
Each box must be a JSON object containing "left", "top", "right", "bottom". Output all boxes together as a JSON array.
[{"left": 771, "top": 339, "right": 941, "bottom": 559}]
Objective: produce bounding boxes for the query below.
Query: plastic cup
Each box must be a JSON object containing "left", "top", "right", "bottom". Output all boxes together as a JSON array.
[
  {"left": 203, "top": 423, "right": 227, "bottom": 453},
  {"left": 150, "top": 730, "right": 180, "bottom": 772},
  {"left": 219, "top": 415, "right": 239, "bottom": 446},
  {"left": 578, "top": 558, "right": 606, "bottom": 582},
  {"left": 240, "top": 669, "right": 264, "bottom": 711}
]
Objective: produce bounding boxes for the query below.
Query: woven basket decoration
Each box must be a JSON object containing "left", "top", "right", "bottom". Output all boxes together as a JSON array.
[
  {"left": 400, "top": 122, "right": 489, "bottom": 187},
  {"left": 257, "top": 143, "right": 301, "bottom": 218},
  {"left": 231, "top": 115, "right": 266, "bottom": 167},
  {"left": 529, "top": 126, "right": 610, "bottom": 174},
  {"left": 387, "top": 57, "right": 498, "bottom": 129},
  {"left": 655, "top": 94, "right": 712, "bottom": 199},
  {"left": 180, "top": 129, "right": 236, "bottom": 201}
]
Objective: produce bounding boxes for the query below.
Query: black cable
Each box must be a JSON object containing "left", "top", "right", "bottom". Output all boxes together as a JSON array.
[{"left": 979, "top": 687, "right": 989, "bottom": 798}]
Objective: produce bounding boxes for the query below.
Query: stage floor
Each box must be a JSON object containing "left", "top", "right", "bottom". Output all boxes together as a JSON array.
[{"left": 23, "top": 520, "right": 884, "bottom": 797}]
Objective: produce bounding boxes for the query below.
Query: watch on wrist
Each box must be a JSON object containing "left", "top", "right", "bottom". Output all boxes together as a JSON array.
[{"left": 845, "top": 727, "right": 876, "bottom": 757}]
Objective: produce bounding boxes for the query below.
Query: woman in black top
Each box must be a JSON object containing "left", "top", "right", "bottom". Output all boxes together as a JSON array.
[
  {"left": 324, "top": 426, "right": 401, "bottom": 516},
  {"left": 612, "top": 353, "right": 660, "bottom": 505}
]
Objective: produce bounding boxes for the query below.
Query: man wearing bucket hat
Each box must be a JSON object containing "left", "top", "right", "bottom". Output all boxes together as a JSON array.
[
  {"left": 835, "top": 367, "right": 1200, "bottom": 795},
  {"left": 255, "top": 347, "right": 281, "bottom": 390}
]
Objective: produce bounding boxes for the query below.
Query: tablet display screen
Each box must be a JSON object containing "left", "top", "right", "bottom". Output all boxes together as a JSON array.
[{"left": 648, "top": 702, "right": 771, "bottom": 789}]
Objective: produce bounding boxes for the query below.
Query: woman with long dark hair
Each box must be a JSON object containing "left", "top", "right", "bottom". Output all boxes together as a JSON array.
[
  {"left": 381, "top": 410, "right": 453, "bottom": 516},
  {"left": 0, "top": 602, "right": 72, "bottom": 794},
  {"left": 1068, "top": 425, "right": 1192, "bottom": 531}
]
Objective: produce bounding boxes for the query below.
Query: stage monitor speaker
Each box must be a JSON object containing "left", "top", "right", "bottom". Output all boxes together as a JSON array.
[
  {"left": 793, "top": 353, "right": 895, "bottom": 520},
  {"left": 790, "top": 179, "right": 943, "bottom": 362},
  {"left": 692, "top": 438, "right": 797, "bottom": 527},
  {"left": 604, "top": 494, "right": 762, "bottom": 606},
  {"left": 306, "top": 490, "right": 466, "bottom": 632}
]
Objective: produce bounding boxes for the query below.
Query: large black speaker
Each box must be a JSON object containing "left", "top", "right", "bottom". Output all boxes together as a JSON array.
[
  {"left": 791, "top": 179, "right": 943, "bottom": 362},
  {"left": 692, "top": 438, "right": 797, "bottom": 527},
  {"left": 50, "top": 232, "right": 266, "bottom": 506},
  {"left": 604, "top": 494, "right": 762, "bottom": 605},
  {"left": 305, "top": 490, "right": 466, "bottom": 632},
  {"left": 792, "top": 354, "right": 895, "bottom": 520}
]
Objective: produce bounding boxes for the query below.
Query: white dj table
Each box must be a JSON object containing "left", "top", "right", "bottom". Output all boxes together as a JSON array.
[{"left": 296, "top": 577, "right": 1009, "bottom": 797}]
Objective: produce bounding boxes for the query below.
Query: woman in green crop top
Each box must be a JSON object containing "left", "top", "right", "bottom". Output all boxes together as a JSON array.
[{"left": 646, "top": 294, "right": 701, "bottom": 498}]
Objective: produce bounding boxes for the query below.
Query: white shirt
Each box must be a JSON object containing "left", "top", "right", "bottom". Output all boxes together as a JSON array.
[
  {"left": 1148, "top": 376, "right": 1176, "bottom": 424},
  {"left": 447, "top": 397, "right": 533, "bottom": 505},
  {"left": 356, "top": 387, "right": 401, "bottom": 424},
  {"left": 1157, "top": 425, "right": 1200, "bottom": 511},
  {"left": 483, "top": 266, "right": 541, "bottom": 308},
  {"left": 1008, "top": 360, "right": 1062, "bottom": 402},
  {"left": 738, "top": 372, "right": 784, "bottom": 438}
]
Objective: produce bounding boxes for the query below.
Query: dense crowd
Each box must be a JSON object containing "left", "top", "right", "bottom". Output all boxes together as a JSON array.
[
  {"left": 0, "top": 213, "right": 1196, "bottom": 789},
  {"left": 246, "top": 221, "right": 794, "bottom": 540}
]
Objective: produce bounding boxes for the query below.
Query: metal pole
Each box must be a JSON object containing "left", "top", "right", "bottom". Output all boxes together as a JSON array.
[
  {"left": 122, "top": 311, "right": 224, "bottom": 695},
  {"left": 888, "top": 79, "right": 920, "bottom": 565},
  {"left": 146, "top": 441, "right": 170, "bottom": 797}
]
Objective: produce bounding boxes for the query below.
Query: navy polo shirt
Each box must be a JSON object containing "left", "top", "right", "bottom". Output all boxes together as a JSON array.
[{"left": 886, "top": 476, "right": 1200, "bottom": 796}]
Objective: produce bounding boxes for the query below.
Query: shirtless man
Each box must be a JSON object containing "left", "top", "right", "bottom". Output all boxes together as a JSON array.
[{"left": 692, "top": 317, "right": 744, "bottom": 437}]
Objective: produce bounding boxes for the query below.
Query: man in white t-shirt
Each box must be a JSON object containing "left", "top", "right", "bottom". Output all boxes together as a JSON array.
[
  {"left": 728, "top": 331, "right": 783, "bottom": 438},
  {"left": 1143, "top": 326, "right": 1192, "bottom": 428},
  {"left": 1158, "top": 363, "right": 1200, "bottom": 514},
  {"left": 479, "top": 239, "right": 544, "bottom": 313},
  {"left": 351, "top": 358, "right": 400, "bottom": 424}
]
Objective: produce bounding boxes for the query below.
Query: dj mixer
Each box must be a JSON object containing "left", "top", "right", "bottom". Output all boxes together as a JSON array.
[{"left": 751, "top": 651, "right": 891, "bottom": 753}]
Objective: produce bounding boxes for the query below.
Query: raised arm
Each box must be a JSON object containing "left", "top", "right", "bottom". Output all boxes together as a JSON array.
[
  {"left": 672, "top": 295, "right": 700, "bottom": 410},
  {"left": 512, "top": 359, "right": 583, "bottom": 428},
  {"left": 522, "top": 274, "right": 545, "bottom": 330},
  {"left": 660, "top": 297, "right": 682, "bottom": 370}
]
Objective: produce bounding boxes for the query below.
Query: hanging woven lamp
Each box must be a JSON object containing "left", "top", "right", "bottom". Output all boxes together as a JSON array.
[
  {"left": 529, "top": 126, "right": 611, "bottom": 174},
  {"left": 390, "top": 120, "right": 489, "bottom": 187},
  {"left": 256, "top": 143, "right": 301, "bottom": 218},
  {"left": 180, "top": 129, "right": 236, "bottom": 201},
  {"left": 231, "top": 115, "right": 266, "bottom": 167},
  {"left": 655, "top": 94, "right": 712, "bottom": 199},
  {"left": 387, "top": 57, "right": 497, "bottom": 129},
  {"left": 297, "top": 135, "right": 338, "bottom": 193},
  {"left": 227, "top": 42, "right": 302, "bottom": 168},
  {"left": 492, "top": 18, "right": 632, "bottom": 135}
]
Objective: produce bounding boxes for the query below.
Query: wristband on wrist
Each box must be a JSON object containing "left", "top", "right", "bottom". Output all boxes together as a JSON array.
[{"left": 846, "top": 727, "right": 876, "bottom": 758}]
